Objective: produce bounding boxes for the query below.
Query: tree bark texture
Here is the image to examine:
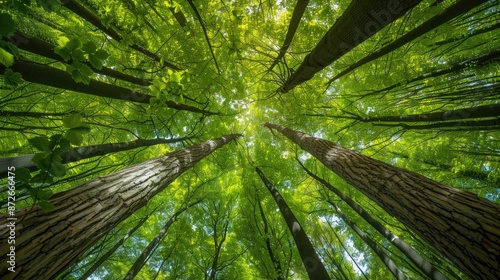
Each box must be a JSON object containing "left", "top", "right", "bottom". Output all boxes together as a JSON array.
[
  {"left": 256, "top": 167, "right": 331, "bottom": 280},
  {"left": 264, "top": 122, "right": 500, "bottom": 280},
  {"left": 300, "top": 162, "right": 448, "bottom": 280},
  {"left": 0, "top": 137, "right": 191, "bottom": 179},
  {"left": 0, "top": 133, "right": 241, "bottom": 279},
  {"left": 0, "top": 59, "right": 219, "bottom": 115},
  {"left": 328, "top": 0, "right": 488, "bottom": 84},
  {"left": 280, "top": 0, "right": 420, "bottom": 92}
]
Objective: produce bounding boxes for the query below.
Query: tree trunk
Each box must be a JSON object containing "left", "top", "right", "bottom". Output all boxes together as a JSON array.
[
  {"left": 124, "top": 200, "right": 200, "bottom": 279},
  {"left": 6, "top": 32, "right": 152, "bottom": 86},
  {"left": 299, "top": 161, "right": 449, "bottom": 280},
  {"left": 280, "top": 0, "right": 420, "bottom": 92},
  {"left": 0, "top": 137, "right": 191, "bottom": 179},
  {"left": 256, "top": 167, "right": 331, "bottom": 280},
  {"left": 78, "top": 204, "right": 161, "bottom": 280},
  {"left": 264, "top": 122, "right": 500, "bottom": 280},
  {"left": 268, "top": 0, "right": 309, "bottom": 72},
  {"left": 61, "top": 0, "right": 182, "bottom": 71},
  {"left": 327, "top": 0, "right": 488, "bottom": 84},
  {"left": 0, "top": 133, "right": 241, "bottom": 279},
  {"left": 335, "top": 208, "right": 408, "bottom": 280},
  {"left": 0, "top": 59, "right": 219, "bottom": 115}
]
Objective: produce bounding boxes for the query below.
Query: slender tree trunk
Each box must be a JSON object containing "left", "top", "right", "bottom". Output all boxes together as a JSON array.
[
  {"left": 299, "top": 162, "right": 449, "bottom": 280},
  {"left": 264, "top": 123, "right": 500, "bottom": 280},
  {"left": 0, "top": 59, "right": 219, "bottom": 115},
  {"left": 78, "top": 205, "right": 161, "bottom": 280},
  {"left": 0, "top": 133, "right": 241, "bottom": 279},
  {"left": 0, "top": 137, "right": 191, "bottom": 179},
  {"left": 124, "top": 200, "right": 201, "bottom": 279},
  {"left": 373, "top": 118, "right": 500, "bottom": 131},
  {"left": 335, "top": 208, "right": 408, "bottom": 280},
  {"left": 268, "top": 0, "right": 309, "bottom": 72},
  {"left": 6, "top": 32, "right": 152, "bottom": 86},
  {"left": 327, "top": 0, "right": 488, "bottom": 84},
  {"left": 432, "top": 22, "right": 500, "bottom": 47},
  {"left": 256, "top": 167, "right": 331, "bottom": 280},
  {"left": 256, "top": 196, "right": 285, "bottom": 280},
  {"left": 280, "top": 0, "right": 420, "bottom": 92},
  {"left": 61, "top": 0, "right": 182, "bottom": 71}
]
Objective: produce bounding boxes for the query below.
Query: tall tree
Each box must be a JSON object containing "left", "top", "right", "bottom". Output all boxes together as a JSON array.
[
  {"left": 256, "top": 167, "right": 331, "bottom": 280},
  {"left": 264, "top": 122, "right": 500, "bottom": 280},
  {"left": 0, "top": 133, "right": 241, "bottom": 279},
  {"left": 279, "top": 0, "right": 421, "bottom": 92}
]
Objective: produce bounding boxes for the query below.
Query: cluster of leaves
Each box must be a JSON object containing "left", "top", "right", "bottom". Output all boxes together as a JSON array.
[
  {"left": 0, "top": 12, "right": 22, "bottom": 87},
  {"left": 54, "top": 37, "right": 109, "bottom": 84}
]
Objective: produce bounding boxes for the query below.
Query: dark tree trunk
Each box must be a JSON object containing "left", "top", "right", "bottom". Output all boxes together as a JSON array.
[
  {"left": 280, "top": 0, "right": 420, "bottom": 92},
  {"left": 264, "top": 122, "right": 500, "bottom": 280},
  {"left": 299, "top": 162, "right": 449, "bottom": 280},
  {"left": 0, "top": 59, "right": 219, "bottom": 115},
  {"left": 256, "top": 167, "right": 331, "bottom": 280},
  {"left": 6, "top": 32, "right": 152, "bottom": 86},
  {"left": 124, "top": 200, "right": 201, "bottom": 279},
  {"left": 0, "top": 133, "right": 241, "bottom": 279},
  {"left": 268, "top": 0, "right": 309, "bottom": 72},
  {"left": 0, "top": 137, "right": 191, "bottom": 179},
  {"left": 61, "top": 0, "right": 182, "bottom": 71},
  {"left": 327, "top": 0, "right": 488, "bottom": 84}
]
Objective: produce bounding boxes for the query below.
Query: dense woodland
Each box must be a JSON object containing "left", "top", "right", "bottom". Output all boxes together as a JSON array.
[{"left": 0, "top": 0, "right": 499, "bottom": 279}]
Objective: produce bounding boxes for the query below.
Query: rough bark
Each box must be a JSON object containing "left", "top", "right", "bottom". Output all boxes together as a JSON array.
[
  {"left": 61, "top": 0, "right": 182, "bottom": 71},
  {"left": 6, "top": 32, "right": 152, "bottom": 86},
  {"left": 256, "top": 167, "right": 331, "bottom": 280},
  {"left": 264, "top": 122, "right": 500, "bottom": 280},
  {"left": 78, "top": 205, "right": 160, "bottom": 280},
  {"left": 279, "top": 0, "right": 420, "bottom": 92},
  {"left": 0, "top": 137, "right": 191, "bottom": 179},
  {"left": 268, "top": 0, "right": 309, "bottom": 72},
  {"left": 327, "top": 0, "right": 488, "bottom": 84},
  {"left": 0, "top": 133, "right": 241, "bottom": 279},
  {"left": 0, "top": 59, "right": 219, "bottom": 115},
  {"left": 299, "top": 162, "right": 449, "bottom": 280},
  {"left": 124, "top": 200, "right": 201, "bottom": 279}
]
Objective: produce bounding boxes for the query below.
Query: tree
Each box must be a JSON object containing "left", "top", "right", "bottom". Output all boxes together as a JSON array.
[
  {"left": 256, "top": 167, "right": 331, "bottom": 280},
  {"left": 279, "top": 0, "right": 421, "bottom": 92},
  {"left": 264, "top": 122, "right": 500, "bottom": 280},
  {"left": 0, "top": 133, "right": 241, "bottom": 279}
]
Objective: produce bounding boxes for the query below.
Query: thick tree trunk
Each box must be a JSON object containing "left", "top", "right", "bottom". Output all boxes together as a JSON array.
[
  {"left": 124, "top": 200, "right": 200, "bottom": 279},
  {"left": 0, "top": 133, "right": 241, "bottom": 279},
  {"left": 268, "top": 0, "right": 309, "bottom": 72},
  {"left": 6, "top": 32, "right": 152, "bottom": 86},
  {"left": 0, "top": 59, "right": 219, "bottom": 115},
  {"left": 280, "top": 0, "right": 420, "bottom": 92},
  {"left": 256, "top": 167, "right": 331, "bottom": 280},
  {"left": 327, "top": 0, "right": 488, "bottom": 84},
  {"left": 61, "top": 0, "right": 182, "bottom": 71},
  {"left": 299, "top": 162, "right": 449, "bottom": 280},
  {"left": 336, "top": 209, "right": 408, "bottom": 280},
  {"left": 78, "top": 205, "right": 160, "bottom": 280},
  {"left": 264, "top": 123, "right": 500, "bottom": 280},
  {"left": 0, "top": 137, "right": 191, "bottom": 179}
]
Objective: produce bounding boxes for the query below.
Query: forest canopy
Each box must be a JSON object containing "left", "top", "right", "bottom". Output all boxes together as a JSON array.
[{"left": 0, "top": 0, "right": 499, "bottom": 279}]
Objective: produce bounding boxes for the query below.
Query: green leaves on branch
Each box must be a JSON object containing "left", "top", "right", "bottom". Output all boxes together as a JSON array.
[
  {"left": 63, "top": 113, "right": 91, "bottom": 145},
  {"left": 55, "top": 37, "right": 109, "bottom": 84}
]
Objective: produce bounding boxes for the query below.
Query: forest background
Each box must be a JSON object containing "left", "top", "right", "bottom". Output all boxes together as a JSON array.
[{"left": 0, "top": 0, "right": 499, "bottom": 279}]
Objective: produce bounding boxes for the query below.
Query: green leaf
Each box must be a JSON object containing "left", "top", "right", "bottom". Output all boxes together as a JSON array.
[
  {"left": 65, "top": 129, "right": 84, "bottom": 145},
  {"left": 71, "top": 49, "right": 86, "bottom": 61},
  {"left": 0, "top": 48, "right": 14, "bottom": 67},
  {"left": 31, "top": 153, "right": 51, "bottom": 171},
  {"left": 88, "top": 53, "right": 103, "bottom": 69},
  {"left": 3, "top": 68, "right": 23, "bottom": 87},
  {"left": 49, "top": 134, "right": 64, "bottom": 149},
  {"left": 29, "top": 136, "right": 50, "bottom": 152},
  {"left": 37, "top": 200, "right": 55, "bottom": 212},
  {"left": 37, "top": 189, "right": 53, "bottom": 200},
  {"left": 70, "top": 125, "right": 91, "bottom": 134},
  {"left": 62, "top": 114, "right": 83, "bottom": 128},
  {"left": 0, "top": 13, "right": 15, "bottom": 38},
  {"left": 82, "top": 41, "right": 97, "bottom": 53},
  {"left": 15, "top": 168, "right": 32, "bottom": 183},
  {"left": 94, "top": 49, "right": 109, "bottom": 60},
  {"left": 59, "top": 138, "right": 71, "bottom": 152},
  {"left": 48, "top": 161, "right": 66, "bottom": 177}
]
